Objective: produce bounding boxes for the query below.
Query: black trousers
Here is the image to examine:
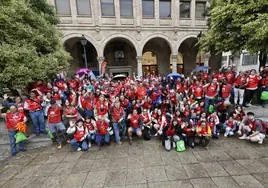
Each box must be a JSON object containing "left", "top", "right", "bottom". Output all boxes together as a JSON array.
[{"left": 244, "top": 89, "right": 256, "bottom": 105}]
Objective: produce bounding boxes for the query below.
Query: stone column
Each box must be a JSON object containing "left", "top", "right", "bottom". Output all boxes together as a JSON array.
[
  {"left": 171, "top": 55, "right": 178, "bottom": 73},
  {"left": 155, "top": 0, "right": 159, "bottom": 26},
  {"left": 97, "top": 57, "right": 105, "bottom": 75},
  {"left": 191, "top": 0, "right": 196, "bottom": 26},
  {"left": 136, "top": 56, "right": 143, "bottom": 77},
  {"left": 70, "top": 0, "right": 77, "bottom": 24},
  {"left": 115, "top": 0, "right": 120, "bottom": 25}
]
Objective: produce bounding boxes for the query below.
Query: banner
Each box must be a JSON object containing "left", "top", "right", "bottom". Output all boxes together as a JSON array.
[{"left": 101, "top": 61, "right": 107, "bottom": 75}]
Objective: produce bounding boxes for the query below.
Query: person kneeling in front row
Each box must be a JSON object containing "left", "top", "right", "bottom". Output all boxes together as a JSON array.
[{"left": 67, "top": 120, "right": 89, "bottom": 151}]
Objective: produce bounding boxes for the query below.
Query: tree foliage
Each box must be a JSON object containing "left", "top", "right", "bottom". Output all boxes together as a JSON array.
[
  {"left": 0, "top": 0, "right": 71, "bottom": 89},
  {"left": 201, "top": 0, "right": 268, "bottom": 66}
]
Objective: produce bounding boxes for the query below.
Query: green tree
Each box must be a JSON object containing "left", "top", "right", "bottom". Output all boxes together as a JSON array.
[
  {"left": 201, "top": 0, "right": 268, "bottom": 68},
  {"left": 0, "top": 0, "right": 71, "bottom": 89}
]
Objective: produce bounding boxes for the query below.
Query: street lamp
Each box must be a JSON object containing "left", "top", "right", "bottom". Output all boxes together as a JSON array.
[
  {"left": 197, "top": 31, "right": 202, "bottom": 66},
  {"left": 80, "top": 34, "right": 88, "bottom": 69}
]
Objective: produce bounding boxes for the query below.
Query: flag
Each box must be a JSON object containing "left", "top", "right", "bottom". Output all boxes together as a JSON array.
[{"left": 101, "top": 61, "right": 107, "bottom": 75}]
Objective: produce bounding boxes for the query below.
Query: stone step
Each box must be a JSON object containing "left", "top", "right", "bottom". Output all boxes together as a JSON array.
[
  {"left": 244, "top": 105, "right": 268, "bottom": 118},
  {"left": 0, "top": 134, "right": 52, "bottom": 160}
]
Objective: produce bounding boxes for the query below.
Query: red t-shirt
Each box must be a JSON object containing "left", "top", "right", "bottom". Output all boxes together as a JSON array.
[
  {"left": 48, "top": 106, "right": 62, "bottom": 124},
  {"left": 96, "top": 120, "right": 109, "bottom": 135},
  {"left": 205, "top": 84, "right": 218, "bottom": 98},
  {"left": 5, "top": 112, "right": 25, "bottom": 130},
  {"left": 25, "top": 97, "right": 42, "bottom": 112},
  {"left": 129, "top": 114, "right": 140, "bottom": 128},
  {"left": 247, "top": 75, "right": 259, "bottom": 89},
  {"left": 221, "top": 84, "right": 232, "bottom": 98}
]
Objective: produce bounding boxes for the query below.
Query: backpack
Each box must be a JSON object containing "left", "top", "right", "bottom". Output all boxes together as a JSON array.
[{"left": 176, "top": 140, "right": 186, "bottom": 152}]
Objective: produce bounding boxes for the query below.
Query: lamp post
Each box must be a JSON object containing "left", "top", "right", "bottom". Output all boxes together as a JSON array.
[
  {"left": 80, "top": 34, "right": 88, "bottom": 69},
  {"left": 197, "top": 31, "right": 202, "bottom": 66}
]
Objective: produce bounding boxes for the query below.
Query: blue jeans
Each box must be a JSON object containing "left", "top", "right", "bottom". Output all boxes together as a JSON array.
[
  {"left": 112, "top": 123, "right": 121, "bottom": 143},
  {"left": 8, "top": 130, "right": 25, "bottom": 156},
  {"left": 205, "top": 97, "right": 214, "bottom": 113},
  {"left": 87, "top": 132, "right": 96, "bottom": 143},
  {"left": 95, "top": 132, "right": 110, "bottom": 147},
  {"left": 85, "top": 109, "right": 94, "bottom": 118},
  {"left": 70, "top": 139, "right": 88, "bottom": 151},
  {"left": 29, "top": 110, "right": 45, "bottom": 134}
]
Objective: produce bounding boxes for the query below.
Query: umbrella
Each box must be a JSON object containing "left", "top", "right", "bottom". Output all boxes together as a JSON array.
[
  {"left": 112, "top": 74, "right": 127, "bottom": 80},
  {"left": 167, "top": 73, "right": 183, "bottom": 80},
  {"left": 192, "top": 66, "right": 209, "bottom": 72},
  {"left": 76, "top": 68, "right": 96, "bottom": 80}
]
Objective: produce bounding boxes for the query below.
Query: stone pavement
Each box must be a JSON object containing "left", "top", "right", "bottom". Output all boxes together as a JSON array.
[{"left": 1, "top": 136, "right": 268, "bottom": 188}]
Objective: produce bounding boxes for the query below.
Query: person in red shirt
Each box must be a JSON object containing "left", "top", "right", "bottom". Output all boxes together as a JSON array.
[
  {"left": 203, "top": 78, "right": 219, "bottom": 112},
  {"left": 111, "top": 101, "right": 126, "bottom": 144},
  {"left": 0, "top": 105, "right": 27, "bottom": 157},
  {"left": 67, "top": 119, "right": 89, "bottom": 151},
  {"left": 95, "top": 115, "right": 110, "bottom": 149},
  {"left": 244, "top": 69, "right": 261, "bottom": 107},
  {"left": 225, "top": 67, "right": 235, "bottom": 84},
  {"left": 127, "top": 109, "right": 142, "bottom": 145},
  {"left": 196, "top": 121, "right": 212, "bottom": 148},
  {"left": 192, "top": 80, "right": 203, "bottom": 101},
  {"left": 220, "top": 78, "right": 232, "bottom": 102},
  {"left": 164, "top": 119, "right": 181, "bottom": 151},
  {"left": 47, "top": 100, "right": 66, "bottom": 149},
  {"left": 234, "top": 71, "right": 248, "bottom": 105},
  {"left": 24, "top": 89, "right": 46, "bottom": 136},
  {"left": 258, "top": 66, "right": 268, "bottom": 106},
  {"left": 224, "top": 116, "right": 237, "bottom": 137},
  {"left": 84, "top": 116, "right": 97, "bottom": 148}
]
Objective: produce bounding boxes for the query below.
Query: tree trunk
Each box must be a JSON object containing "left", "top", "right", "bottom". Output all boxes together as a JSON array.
[{"left": 259, "top": 51, "right": 267, "bottom": 69}]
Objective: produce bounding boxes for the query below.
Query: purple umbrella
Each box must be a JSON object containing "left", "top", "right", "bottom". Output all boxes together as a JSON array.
[
  {"left": 76, "top": 68, "right": 96, "bottom": 80},
  {"left": 76, "top": 68, "right": 91, "bottom": 76}
]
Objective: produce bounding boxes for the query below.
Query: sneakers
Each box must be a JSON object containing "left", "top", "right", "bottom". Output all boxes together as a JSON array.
[
  {"left": 224, "top": 133, "right": 228, "bottom": 137},
  {"left": 77, "top": 147, "right": 82, "bottom": 151},
  {"left": 258, "top": 134, "right": 266, "bottom": 144},
  {"left": 57, "top": 145, "right": 62, "bottom": 150},
  {"left": 248, "top": 103, "right": 252, "bottom": 107},
  {"left": 237, "top": 130, "right": 242, "bottom": 136},
  {"left": 117, "top": 142, "right": 122, "bottom": 145},
  {"left": 229, "top": 132, "right": 234, "bottom": 136},
  {"left": 172, "top": 142, "right": 176, "bottom": 148},
  {"left": 239, "top": 134, "right": 247, "bottom": 140},
  {"left": 88, "top": 142, "right": 92, "bottom": 148}
]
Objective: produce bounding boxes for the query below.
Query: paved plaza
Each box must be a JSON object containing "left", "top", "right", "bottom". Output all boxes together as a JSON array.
[{"left": 1, "top": 136, "right": 268, "bottom": 188}]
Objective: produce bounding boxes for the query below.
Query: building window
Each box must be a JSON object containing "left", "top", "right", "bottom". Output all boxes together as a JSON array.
[
  {"left": 195, "top": 1, "right": 206, "bottom": 18},
  {"left": 101, "top": 0, "right": 115, "bottom": 16},
  {"left": 242, "top": 53, "right": 258, "bottom": 65},
  {"left": 180, "top": 1, "right": 191, "bottom": 18},
  {"left": 120, "top": 0, "right": 133, "bottom": 17},
  {"left": 159, "top": 0, "right": 171, "bottom": 18},
  {"left": 55, "top": 0, "right": 71, "bottom": 15},
  {"left": 142, "top": 0, "right": 154, "bottom": 18},
  {"left": 76, "top": 0, "right": 91, "bottom": 16}
]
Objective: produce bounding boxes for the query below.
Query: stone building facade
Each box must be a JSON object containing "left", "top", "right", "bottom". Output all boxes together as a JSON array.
[{"left": 48, "top": 0, "right": 217, "bottom": 77}]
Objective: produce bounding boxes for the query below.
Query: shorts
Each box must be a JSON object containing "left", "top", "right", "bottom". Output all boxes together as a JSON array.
[
  {"left": 49, "top": 122, "right": 66, "bottom": 133},
  {"left": 131, "top": 127, "right": 141, "bottom": 134}
]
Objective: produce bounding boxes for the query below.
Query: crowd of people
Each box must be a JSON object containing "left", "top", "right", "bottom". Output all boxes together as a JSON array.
[{"left": 0, "top": 65, "right": 268, "bottom": 156}]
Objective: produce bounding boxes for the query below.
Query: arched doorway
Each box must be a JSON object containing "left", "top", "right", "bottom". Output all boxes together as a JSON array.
[
  {"left": 178, "top": 37, "right": 199, "bottom": 74},
  {"left": 142, "top": 51, "right": 157, "bottom": 76},
  {"left": 142, "top": 37, "right": 172, "bottom": 76},
  {"left": 103, "top": 38, "right": 137, "bottom": 77},
  {"left": 170, "top": 53, "right": 184, "bottom": 74},
  {"left": 64, "top": 37, "right": 98, "bottom": 75}
]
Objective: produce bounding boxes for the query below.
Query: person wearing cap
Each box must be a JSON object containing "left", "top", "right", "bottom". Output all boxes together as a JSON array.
[
  {"left": 47, "top": 100, "right": 66, "bottom": 149},
  {"left": 0, "top": 104, "right": 27, "bottom": 157},
  {"left": 234, "top": 71, "right": 247, "bottom": 105}
]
